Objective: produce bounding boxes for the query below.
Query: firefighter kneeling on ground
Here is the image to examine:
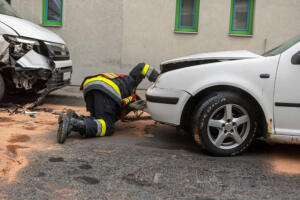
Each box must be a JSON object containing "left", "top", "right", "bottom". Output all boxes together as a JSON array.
[{"left": 57, "top": 63, "right": 159, "bottom": 144}]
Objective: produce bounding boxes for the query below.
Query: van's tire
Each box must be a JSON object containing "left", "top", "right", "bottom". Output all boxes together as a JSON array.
[
  {"left": 0, "top": 73, "right": 5, "bottom": 102},
  {"left": 192, "top": 92, "right": 257, "bottom": 156}
]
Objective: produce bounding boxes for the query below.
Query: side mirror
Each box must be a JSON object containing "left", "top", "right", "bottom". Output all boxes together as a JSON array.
[{"left": 292, "top": 51, "right": 300, "bottom": 65}]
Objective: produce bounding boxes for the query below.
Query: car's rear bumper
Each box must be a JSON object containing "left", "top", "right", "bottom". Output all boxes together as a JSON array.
[{"left": 145, "top": 86, "right": 191, "bottom": 125}]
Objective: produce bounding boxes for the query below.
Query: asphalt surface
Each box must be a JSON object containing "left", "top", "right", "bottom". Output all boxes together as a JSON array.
[{"left": 1, "top": 88, "right": 300, "bottom": 200}]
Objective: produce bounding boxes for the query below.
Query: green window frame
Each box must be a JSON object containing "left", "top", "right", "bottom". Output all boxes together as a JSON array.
[
  {"left": 42, "top": 0, "right": 63, "bottom": 26},
  {"left": 175, "top": 0, "right": 200, "bottom": 33},
  {"left": 229, "top": 0, "right": 254, "bottom": 35}
]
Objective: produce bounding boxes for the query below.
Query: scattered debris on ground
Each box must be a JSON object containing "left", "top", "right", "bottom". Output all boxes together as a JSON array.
[
  {"left": 0, "top": 96, "right": 158, "bottom": 182},
  {"left": 0, "top": 101, "right": 88, "bottom": 182}
]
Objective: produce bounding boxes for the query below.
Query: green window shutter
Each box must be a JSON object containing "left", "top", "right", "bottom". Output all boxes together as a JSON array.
[
  {"left": 229, "top": 0, "right": 254, "bottom": 35},
  {"left": 42, "top": 0, "right": 63, "bottom": 26},
  {"left": 175, "top": 0, "right": 200, "bottom": 33}
]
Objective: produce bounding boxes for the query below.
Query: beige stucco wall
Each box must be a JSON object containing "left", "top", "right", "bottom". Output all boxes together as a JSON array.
[
  {"left": 10, "top": 0, "right": 300, "bottom": 86},
  {"left": 122, "top": 0, "right": 300, "bottom": 69}
]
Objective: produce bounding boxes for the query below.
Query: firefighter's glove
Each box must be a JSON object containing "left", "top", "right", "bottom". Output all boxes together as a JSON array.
[
  {"left": 147, "top": 69, "right": 159, "bottom": 82},
  {"left": 129, "top": 100, "right": 146, "bottom": 111}
]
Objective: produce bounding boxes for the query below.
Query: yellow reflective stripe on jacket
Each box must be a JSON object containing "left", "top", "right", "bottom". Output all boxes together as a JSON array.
[
  {"left": 122, "top": 96, "right": 133, "bottom": 105},
  {"left": 102, "top": 73, "right": 118, "bottom": 79},
  {"left": 97, "top": 119, "right": 107, "bottom": 136},
  {"left": 142, "top": 64, "right": 150, "bottom": 76},
  {"left": 83, "top": 75, "right": 121, "bottom": 97}
]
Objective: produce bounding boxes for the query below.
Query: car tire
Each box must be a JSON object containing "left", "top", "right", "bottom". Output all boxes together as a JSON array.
[
  {"left": 192, "top": 92, "right": 257, "bottom": 156},
  {"left": 0, "top": 73, "right": 5, "bottom": 102}
]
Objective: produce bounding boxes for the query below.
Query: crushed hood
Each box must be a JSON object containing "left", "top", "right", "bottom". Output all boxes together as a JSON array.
[
  {"left": 160, "top": 50, "right": 261, "bottom": 73},
  {"left": 0, "top": 14, "right": 65, "bottom": 44}
]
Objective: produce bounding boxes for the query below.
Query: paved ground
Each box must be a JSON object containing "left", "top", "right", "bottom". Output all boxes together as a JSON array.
[{"left": 1, "top": 87, "right": 300, "bottom": 200}]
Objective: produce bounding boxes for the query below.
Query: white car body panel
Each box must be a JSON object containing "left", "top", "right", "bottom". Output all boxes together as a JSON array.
[
  {"left": 274, "top": 42, "right": 300, "bottom": 136},
  {"left": 153, "top": 56, "right": 279, "bottom": 129},
  {"left": 145, "top": 86, "right": 191, "bottom": 125},
  {"left": 17, "top": 50, "right": 50, "bottom": 70},
  {"left": 0, "top": 14, "right": 65, "bottom": 44},
  {"left": 54, "top": 60, "right": 73, "bottom": 69},
  {"left": 0, "top": 21, "right": 17, "bottom": 36},
  {"left": 161, "top": 50, "right": 261, "bottom": 65},
  {"left": 147, "top": 40, "right": 300, "bottom": 146}
]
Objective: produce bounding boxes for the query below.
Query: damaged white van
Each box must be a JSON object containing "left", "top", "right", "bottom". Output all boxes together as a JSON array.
[{"left": 0, "top": 1, "right": 72, "bottom": 102}]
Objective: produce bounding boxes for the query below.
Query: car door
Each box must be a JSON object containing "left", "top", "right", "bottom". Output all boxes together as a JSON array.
[{"left": 274, "top": 42, "right": 300, "bottom": 135}]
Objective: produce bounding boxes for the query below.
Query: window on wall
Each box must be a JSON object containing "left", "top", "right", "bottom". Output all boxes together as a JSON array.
[
  {"left": 175, "top": 0, "right": 200, "bottom": 33},
  {"left": 229, "top": 0, "right": 254, "bottom": 35},
  {"left": 43, "top": 0, "right": 63, "bottom": 26}
]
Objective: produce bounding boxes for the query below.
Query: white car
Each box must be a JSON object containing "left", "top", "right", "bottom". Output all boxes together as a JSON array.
[
  {"left": 0, "top": 0, "right": 72, "bottom": 102},
  {"left": 146, "top": 35, "right": 300, "bottom": 156}
]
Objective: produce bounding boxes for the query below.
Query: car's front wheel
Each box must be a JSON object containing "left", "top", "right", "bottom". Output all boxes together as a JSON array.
[
  {"left": 192, "top": 92, "right": 257, "bottom": 156},
  {"left": 0, "top": 73, "right": 5, "bottom": 102}
]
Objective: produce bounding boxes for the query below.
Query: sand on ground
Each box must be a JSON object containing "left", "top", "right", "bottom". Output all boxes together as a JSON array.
[{"left": 0, "top": 103, "right": 155, "bottom": 183}]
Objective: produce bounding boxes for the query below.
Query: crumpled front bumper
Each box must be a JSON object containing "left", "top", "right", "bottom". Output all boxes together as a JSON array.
[
  {"left": 16, "top": 49, "right": 73, "bottom": 91},
  {"left": 0, "top": 35, "right": 73, "bottom": 92},
  {"left": 46, "top": 60, "right": 73, "bottom": 90}
]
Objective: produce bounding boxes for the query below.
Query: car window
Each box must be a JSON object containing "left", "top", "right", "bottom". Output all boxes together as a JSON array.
[
  {"left": 0, "top": 0, "right": 19, "bottom": 18},
  {"left": 263, "top": 35, "right": 300, "bottom": 57}
]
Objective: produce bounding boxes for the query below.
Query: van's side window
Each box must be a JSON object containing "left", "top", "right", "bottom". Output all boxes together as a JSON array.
[{"left": 43, "top": 0, "right": 63, "bottom": 26}]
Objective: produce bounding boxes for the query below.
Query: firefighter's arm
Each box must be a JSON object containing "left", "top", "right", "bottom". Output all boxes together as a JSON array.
[
  {"left": 141, "top": 64, "right": 159, "bottom": 83},
  {"left": 129, "top": 63, "right": 159, "bottom": 86},
  {"left": 122, "top": 93, "right": 146, "bottom": 111}
]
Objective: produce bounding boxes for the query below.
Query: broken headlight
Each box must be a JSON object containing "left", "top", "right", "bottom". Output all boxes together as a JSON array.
[{"left": 4, "top": 35, "right": 40, "bottom": 59}]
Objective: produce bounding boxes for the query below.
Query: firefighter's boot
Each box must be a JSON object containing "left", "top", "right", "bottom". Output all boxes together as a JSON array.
[
  {"left": 67, "top": 109, "right": 80, "bottom": 119},
  {"left": 70, "top": 117, "right": 86, "bottom": 136},
  {"left": 57, "top": 114, "right": 86, "bottom": 144},
  {"left": 57, "top": 114, "right": 72, "bottom": 144}
]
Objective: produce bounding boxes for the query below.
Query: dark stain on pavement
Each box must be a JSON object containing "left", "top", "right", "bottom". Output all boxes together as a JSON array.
[
  {"left": 48, "top": 157, "right": 64, "bottom": 162},
  {"left": 74, "top": 176, "right": 99, "bottom": 185},
  {"left": 36, "top": 172, "right": 46, "bottom": 177},
  {"left": 23, "top": 126, "right": 36, "bottom": 130},
  {"left": 0, "top": 117, "right": 15, "bottom": 123},
  {"left": 78, "top": 164, "right": 92, "bottom": 170},
  {"left": 9, "top": 135, "right": 31, "bottom": 143},
  {"left": 6, "top": 145, "right": 28, "bottom": 155}
]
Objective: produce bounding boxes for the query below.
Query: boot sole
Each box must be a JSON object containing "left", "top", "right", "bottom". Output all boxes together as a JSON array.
[{"left": 57, "top": 114, "right": 70, "bottom": 144}]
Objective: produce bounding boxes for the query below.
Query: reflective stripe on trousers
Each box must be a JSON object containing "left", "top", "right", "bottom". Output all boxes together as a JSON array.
[{"left": 95, "top": 119, "right": 107, "bottom": 137}]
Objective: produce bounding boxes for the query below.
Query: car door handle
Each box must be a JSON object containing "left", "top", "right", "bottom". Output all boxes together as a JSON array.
[{"left": 260, "top": 74, "right": 270, "bottom": 79}]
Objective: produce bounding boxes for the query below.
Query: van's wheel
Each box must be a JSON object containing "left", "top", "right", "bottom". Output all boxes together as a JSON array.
[
  {"left": 192, "top": 92, "right": 257, "bottom": 156},
  {"left": 0, "top": 73, "right": 5, "bottom": 102}
]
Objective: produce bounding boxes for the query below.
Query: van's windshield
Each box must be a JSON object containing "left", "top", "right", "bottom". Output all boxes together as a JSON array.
[
  {"left": 263, "top": 35, "right": 300, "bottom": 57},
  {"left": 0, "top": 0, "right": 19, "bottom": 18}
]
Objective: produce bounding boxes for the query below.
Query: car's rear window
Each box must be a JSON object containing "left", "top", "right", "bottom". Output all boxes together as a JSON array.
[
  {"left": 0, "top": 0, "right": 19, "bottom": 18},
  {"left": 263, "top": 35, "right": 300, "bottom": 57}
]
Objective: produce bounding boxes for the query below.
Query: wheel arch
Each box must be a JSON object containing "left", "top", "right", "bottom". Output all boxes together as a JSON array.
[{"left": 180, "top": 85, "right": 267, "bottom": 138}]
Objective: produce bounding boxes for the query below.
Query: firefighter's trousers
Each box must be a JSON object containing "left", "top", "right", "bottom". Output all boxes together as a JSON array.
[{"left": 83, "top": 90, "right": 119, "bottom": 137}]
